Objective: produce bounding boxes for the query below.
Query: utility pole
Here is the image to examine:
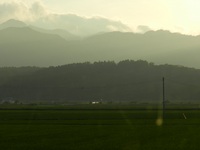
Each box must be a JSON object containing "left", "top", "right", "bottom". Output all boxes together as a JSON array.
[{"left": 162, "top": 77, "right": 165, "bottom": 119}]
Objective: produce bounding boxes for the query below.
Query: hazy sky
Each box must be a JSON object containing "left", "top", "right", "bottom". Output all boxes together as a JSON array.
[
  {"left": 42, "top": 0, "right": 200, "bottom": 34},
  {"left": 1, "top": 0, "right": 200, "bottom": 35}
]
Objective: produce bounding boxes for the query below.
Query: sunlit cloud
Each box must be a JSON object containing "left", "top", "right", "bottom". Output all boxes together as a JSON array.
[
  {"left": 0, "top": 0, "right": 49, "bottom": 22},
  {"left": 0, "top": 0, "right": 132, "bottom": 36},
  {"left": 137, "top": 25, "right": 152, "bottom": 33}
]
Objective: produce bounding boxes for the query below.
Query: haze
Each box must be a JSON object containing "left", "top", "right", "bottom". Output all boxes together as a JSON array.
[{"left": 1, "top": 0, "right": 200, "bottom": 35}]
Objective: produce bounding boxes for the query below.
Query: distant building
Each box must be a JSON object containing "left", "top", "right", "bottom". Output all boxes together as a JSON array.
[
  {"left": 0, "top": 97, "right": 18, "bottom": 104},
  {"left": 92, "top": 101, "right": 100, "bottom": 104}
]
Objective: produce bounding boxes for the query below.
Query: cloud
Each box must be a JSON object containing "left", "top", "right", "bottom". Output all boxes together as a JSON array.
[
  {"left": 30, "top": 14, "right": 132, "bottom": 36},
  {"left": 0, "top": 1, "right": 28, "bottom": 22},
  {"left": 0, "top": 1, "right": 132, "bottom": 36},
  {"left": 137, "top": 25, "right": 152, "bottom": 33},
  {"left": 29, "top": 1, "right": 49, "bottom": 19},
  {"left": 0, "top": 1, "right": 49, "bottom": 22}
]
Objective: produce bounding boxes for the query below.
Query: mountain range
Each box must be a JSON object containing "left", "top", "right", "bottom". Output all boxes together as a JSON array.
[{"left": 1, "top": 19, "right": 200, "bottom": 68}]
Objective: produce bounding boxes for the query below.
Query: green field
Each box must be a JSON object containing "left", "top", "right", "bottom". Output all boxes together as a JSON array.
[{"left": 0, "top": 106, "right": 200, "bottom": 150}]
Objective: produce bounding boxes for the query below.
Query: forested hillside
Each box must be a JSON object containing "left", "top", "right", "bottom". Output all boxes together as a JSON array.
[
  {"left": 0, "top": 67, "right": 40, "bottom": 85},
  {"left": 0, "top": 60, "right": 200, "bottom": 103}
]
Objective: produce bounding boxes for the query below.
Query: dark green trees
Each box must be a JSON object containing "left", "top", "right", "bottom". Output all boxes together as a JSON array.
[{"left": 0, "top": 60, "right": 200, "bottom": 103}]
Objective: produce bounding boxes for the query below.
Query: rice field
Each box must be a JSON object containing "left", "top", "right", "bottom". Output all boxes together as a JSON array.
[{"left": 0, "top": 105, "right": 199, "bottom": 150}]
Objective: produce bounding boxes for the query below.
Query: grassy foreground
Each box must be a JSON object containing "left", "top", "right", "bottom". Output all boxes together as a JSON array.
[{"left": 0, "top": 107, "right": 200, "bottom": 150}]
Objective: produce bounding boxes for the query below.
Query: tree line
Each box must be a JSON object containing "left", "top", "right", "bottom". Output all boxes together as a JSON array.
[{"left": 0, "top": 60, "right": 200, "bottom": 103}]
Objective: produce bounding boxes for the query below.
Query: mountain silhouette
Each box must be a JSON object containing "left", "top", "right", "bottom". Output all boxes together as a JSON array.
[
  {"left": 0, "top": 19, "right": 27, "bottom": 29},
  {"left": 30, "top": 26, "right": 81, "bottom": 41},
  {"left": 0, "top": 27, "right": 69, "bottom": 66},
  {"left": 1, "top": 24, "right": 200, "bottom": 68}
]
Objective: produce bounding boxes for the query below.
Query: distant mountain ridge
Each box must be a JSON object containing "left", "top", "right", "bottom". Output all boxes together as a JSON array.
[
  {"left": 0, "top": 27, "right": 69, "bottom": 67},
  {"left": 82, "top": 30, "right": 200, "bottom": 68},
  {"left": 0, "top": 19, "right": 27, "bottom": 29},
  {"left": 29, "top": 26, "right": 81, "bottom": 40},
  {"left": 1, "top": 19, "right": 200, "bottom": 68},
  {"left": 0, "top": 19, "right": 80, "bottom": 41},
  {"left": 0, "top": 27, "right": 66, "bottom": 42}
]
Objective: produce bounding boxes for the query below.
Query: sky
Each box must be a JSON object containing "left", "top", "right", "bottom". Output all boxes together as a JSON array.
[
  {"left": 43, "top": 0, "right": 200, "bottom": 35},
  {"left": 1, "top": 0, "right": 200, "bottom": 35}
]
